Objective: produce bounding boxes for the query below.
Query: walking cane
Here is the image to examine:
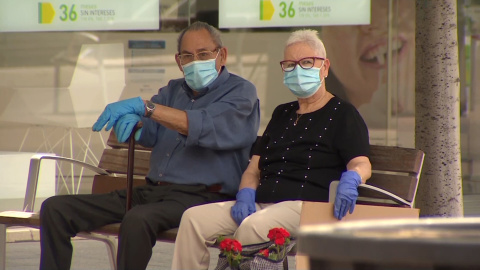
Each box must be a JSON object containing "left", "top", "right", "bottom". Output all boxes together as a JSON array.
[{"left": 126, "top": 126, "right": 139, "bottom": 212}]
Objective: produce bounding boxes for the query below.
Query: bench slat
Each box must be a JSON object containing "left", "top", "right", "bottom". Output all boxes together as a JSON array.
[
  {"left": 98, "top": 149, "right": 151, "bottom": 175},
  {"left": 363, "top": 173, "right": 418, "bottom": 202},
  {"left": 370, "top": 145, "right": 424, "bottom": 174},
  {"left": 107, "top": 131, "right": 152, "bottom": 151}
]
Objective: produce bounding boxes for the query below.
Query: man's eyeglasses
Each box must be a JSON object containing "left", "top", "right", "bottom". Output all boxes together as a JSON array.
[
  {"left": 280, "top": 57, "right": 325, "bottom": 72},
  {"left": 178, "top": 48, "right": 220, "bottom": 65}
]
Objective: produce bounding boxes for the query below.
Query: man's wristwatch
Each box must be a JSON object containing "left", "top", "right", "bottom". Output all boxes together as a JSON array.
[{"left": 145, "top": 100, "right": 156, "bottom": 118}]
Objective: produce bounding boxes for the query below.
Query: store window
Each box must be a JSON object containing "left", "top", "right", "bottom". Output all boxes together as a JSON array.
[{"left": 1, "top": 0, "right": 479, "bottom": 210}]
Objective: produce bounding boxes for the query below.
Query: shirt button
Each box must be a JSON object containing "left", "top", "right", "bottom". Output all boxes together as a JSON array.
[
  {"left": 166, "top": 153, "right": 170, "bottom": 157},
  {"left": 159, "top": 173, "right": 163, "bottom": 177}
]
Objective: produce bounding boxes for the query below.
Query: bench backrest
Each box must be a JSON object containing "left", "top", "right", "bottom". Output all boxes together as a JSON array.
[
  {"left": 92, "top": 133, "right": 425, "bottom": 208},
  {"left": 91, "top": 132, "right": 152, "bottom": 194}
]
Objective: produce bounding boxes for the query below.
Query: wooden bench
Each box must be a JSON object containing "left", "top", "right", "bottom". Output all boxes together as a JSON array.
[{"left": 0, "top": 131, "right": 425, "bottom": 270}]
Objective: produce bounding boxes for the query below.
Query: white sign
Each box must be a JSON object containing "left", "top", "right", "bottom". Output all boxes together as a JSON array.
[
  {"left": 219, "top": 0, "right": 371, "bottom": 28},
  {"left": 0, "top": 0, "right": 159, "bottom": 32}
]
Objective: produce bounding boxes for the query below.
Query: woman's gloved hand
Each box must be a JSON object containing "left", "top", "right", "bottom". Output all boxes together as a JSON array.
[
  {"left": 113, "top": 114, "right": 142, "bottom": 143},
  {"left": 334, "top": 170, "right": 361, "bottom": 220},
  {"left": 231, "top": 188, "right": 256, "bottom": 225},
  {"left": 92, "top": 97, "right": 145, "bottom": 132}
]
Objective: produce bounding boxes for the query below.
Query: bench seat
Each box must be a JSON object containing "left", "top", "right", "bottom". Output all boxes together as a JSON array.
[{"left": 0, "top": 211, "right": 179, "bottom": 243}]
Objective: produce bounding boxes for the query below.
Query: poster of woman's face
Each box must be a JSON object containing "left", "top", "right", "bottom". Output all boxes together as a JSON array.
[{"left": 321, "top": 0, "right": 415, "bottom": 128}]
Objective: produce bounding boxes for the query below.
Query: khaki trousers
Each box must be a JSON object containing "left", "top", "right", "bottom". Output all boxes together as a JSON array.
[{"left": 171, "top": 200, "right": 302, "bottom": 270}]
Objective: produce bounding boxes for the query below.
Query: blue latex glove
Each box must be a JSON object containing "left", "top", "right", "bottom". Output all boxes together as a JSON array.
[
  {"left": 231, "top": 188, "right": 256, "bottom": 225},
  {"left": 334, "top": 170, "right": 361, "bottom": 220},
  {"left": 92, "top": 97, "right": 145, "bottom": 132},
  {"left": 113, "top": 114, "right": 142, "bottom": 143}
]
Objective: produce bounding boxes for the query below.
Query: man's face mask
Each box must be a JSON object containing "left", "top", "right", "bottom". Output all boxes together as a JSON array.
[
  {"left": 283, "top": 63, "right": 324, "bottom": 98},
  {"left": 182, "top": 51, "right": 220, "bottom": 91}
]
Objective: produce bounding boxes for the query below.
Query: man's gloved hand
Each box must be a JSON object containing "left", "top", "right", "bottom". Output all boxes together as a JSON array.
[
  {"left": 113, "top": 114, "right": 142, "bottom": 143},
  {"left": 334, "top": 170, "right": 361, "bottom": 220},
  {"left": 92, "top": 97, "right": 145, "bottom": 132},
  {"left": 231, "top": 188, "right": 256, "bottom": 225}
]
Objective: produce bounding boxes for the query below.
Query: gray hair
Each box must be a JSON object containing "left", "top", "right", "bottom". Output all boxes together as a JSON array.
[
  {"left": 177, "top": 21, "right": 223, "bottom": 53},
  {"left": 285, "top": 29, "right": 327, "bottom": 58}
]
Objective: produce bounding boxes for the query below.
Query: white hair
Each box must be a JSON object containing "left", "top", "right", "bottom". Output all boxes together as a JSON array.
[{"left": 285, "top": 29, "right": 327, "bottom": 58}]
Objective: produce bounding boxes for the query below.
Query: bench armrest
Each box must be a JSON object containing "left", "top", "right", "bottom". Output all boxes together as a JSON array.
[
  {"left": 23, "top": 154, "right": 109, "bottom": 212},
  {"left": 357, "top": 183, "right": 412, "bottom": 207},
  {"left": 328, "top": 181, "right": 412, "bottom": 208}
]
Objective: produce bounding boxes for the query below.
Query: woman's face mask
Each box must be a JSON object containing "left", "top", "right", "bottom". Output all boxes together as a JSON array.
[
  {"left": 283, "top": 64, "right": 324, "bottom": 98},
  {"left": 182, "top": 51, "right": 220, "bottom": 91}
]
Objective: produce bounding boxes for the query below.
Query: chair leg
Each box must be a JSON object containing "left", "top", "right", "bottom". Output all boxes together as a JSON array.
[
  {"left": 78, "top": 232, "right": 117, "bottom": 270},
  {"left": 0, "top": 224, "right": 6, "bottom": 270}
]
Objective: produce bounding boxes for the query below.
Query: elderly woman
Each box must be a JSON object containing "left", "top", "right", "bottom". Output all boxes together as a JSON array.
[{"left": 171, "top": 29, "right": 372, "bottom": 270}]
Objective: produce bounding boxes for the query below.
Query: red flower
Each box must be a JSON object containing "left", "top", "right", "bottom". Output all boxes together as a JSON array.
[
  {"left": 219, "top": 238, "right": 242, "bottom": 253},
  {"left": 267, "top": 227, "right": 290, "bottom": 248},
  {"left": 259, "top": 249, "right": 269, "bottom": 257},
  {"left": 218, "top": 237, "right": 243, "bottom": 268},
  {"left": 260, "top": 227, "right": 292, "bottom": 261},
  {"left": 267, "top": 227, "right": 290, "bottom": 240},
  {"left": 275, "top": 237, "right": 285, "bottom": 246},
  {"left": 219, "top": 238, "right": 231, "bottom": 251},
  {"left": 232, "top": 240, "right": 242, "bottom": 252}
]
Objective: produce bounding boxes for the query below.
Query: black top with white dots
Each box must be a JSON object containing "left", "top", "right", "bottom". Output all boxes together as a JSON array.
[{"left": 254, "top": 96, "right": 369, "bottom": 203}]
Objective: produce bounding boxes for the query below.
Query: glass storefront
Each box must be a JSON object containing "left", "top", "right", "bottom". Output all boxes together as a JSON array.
[{"left": 0, "top": 0, "right": 479, "bottom": 212}]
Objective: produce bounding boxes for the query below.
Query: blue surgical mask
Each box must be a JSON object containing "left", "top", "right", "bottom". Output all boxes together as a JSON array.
[
  {"left": 182, "top": 58, "right": 219, "bottom": 91},
  {"left": 283, "top": 67, "right": 323, "bottom": 98}
]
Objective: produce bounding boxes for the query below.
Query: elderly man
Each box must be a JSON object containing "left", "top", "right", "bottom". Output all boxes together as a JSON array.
[{"left": 39, "top": 21, "right": 260, "bottom": 270}]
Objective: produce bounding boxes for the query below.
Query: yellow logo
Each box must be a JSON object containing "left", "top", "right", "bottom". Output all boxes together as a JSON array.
[
  {"left": 260, "top": 0, "right": 275, "bottom": 21},
  {"left": 38, "top": 2, "right": 55, "bottom": 24}
]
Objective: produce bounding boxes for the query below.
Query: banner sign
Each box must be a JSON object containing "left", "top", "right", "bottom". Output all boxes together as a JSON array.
[
  {"left": 219, "top": 0, "right": 371, "bottom": 28},
  {"left": 0, "top": 0, "right": 159, "bottom": 32}
]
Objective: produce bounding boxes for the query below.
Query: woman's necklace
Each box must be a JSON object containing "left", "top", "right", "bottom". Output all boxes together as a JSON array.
[
  {"left": 294, "top": 91, "right": 329, "bottom": 126},
  {"left": 294, "top": 113, "right": 303, "bottom": 126}
]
